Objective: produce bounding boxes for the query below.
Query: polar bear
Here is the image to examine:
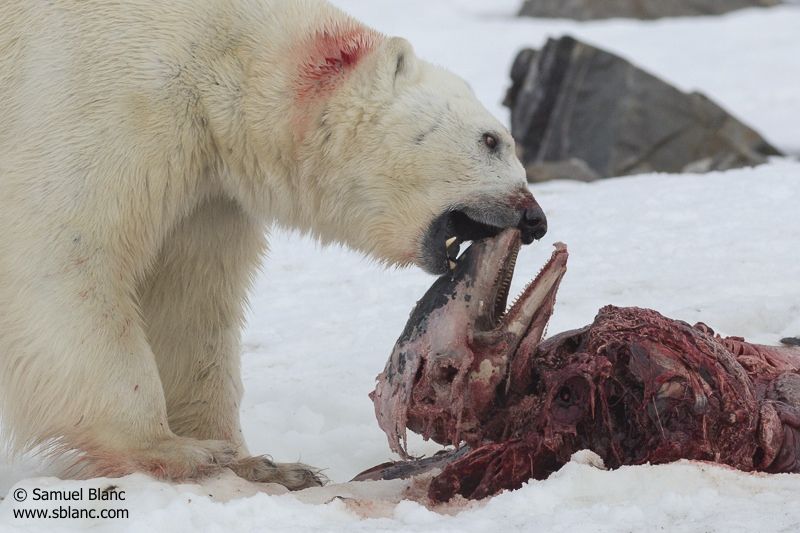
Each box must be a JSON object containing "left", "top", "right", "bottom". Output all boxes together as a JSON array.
[{"left": 0, "top": 0, "right": 547, "bottom": 489}]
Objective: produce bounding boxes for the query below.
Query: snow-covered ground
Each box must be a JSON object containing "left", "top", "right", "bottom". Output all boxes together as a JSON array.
[{"left": 2, "top": 2, "right": 799, "bottom": 531}]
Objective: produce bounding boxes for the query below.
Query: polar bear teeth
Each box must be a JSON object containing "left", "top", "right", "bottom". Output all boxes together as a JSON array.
[
  {"left": 446, "top": 237, "right": 461, "bottom": 270},
  {"left": 445, "top": 237, "right": 461, "bottom": 268}
]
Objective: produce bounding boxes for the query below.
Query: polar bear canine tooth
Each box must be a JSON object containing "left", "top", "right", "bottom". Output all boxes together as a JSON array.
[{"left": 446, "top": 237, "right": 461, "bottom": 261}]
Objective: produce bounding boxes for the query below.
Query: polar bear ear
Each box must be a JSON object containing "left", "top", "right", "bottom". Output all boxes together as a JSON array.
[{"left": 384, "top": 37, "right": 418, "bottom": 90}]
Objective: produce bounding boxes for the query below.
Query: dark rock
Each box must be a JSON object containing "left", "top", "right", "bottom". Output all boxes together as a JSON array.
[
  {"left": 518, "top": 0, "right": 781, "bottom": 20},
  {"left": 526, "top": 159, "right": 600, "bottom": 183},
  {"left": 505, "top": 37, "right": 782, "bottom": 181}
]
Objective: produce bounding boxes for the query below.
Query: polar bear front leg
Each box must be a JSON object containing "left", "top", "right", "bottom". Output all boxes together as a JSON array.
[
  {"left": 139, "top": 197, "right": 323, "bottom": 490},
  {"left": 0, "top": 239, "right": 236, "bottom": 479}
]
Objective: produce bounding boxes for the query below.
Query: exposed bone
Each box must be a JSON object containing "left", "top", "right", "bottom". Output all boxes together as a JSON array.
[{"left": 656, "top": 380, "right": 687, "bottom": 400}]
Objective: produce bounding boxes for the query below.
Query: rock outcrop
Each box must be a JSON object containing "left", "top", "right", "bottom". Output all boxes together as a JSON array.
[
  {"left": 518, "top": 0, "right": 781, "bottom": 20},
  {"left": 505, "top": 37, "right": 782, "bottom": 181}
]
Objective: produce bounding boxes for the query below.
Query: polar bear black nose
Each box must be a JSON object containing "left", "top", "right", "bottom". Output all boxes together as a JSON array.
[{"left": 518, "top": 205, "right": 548, "bottom": 244}]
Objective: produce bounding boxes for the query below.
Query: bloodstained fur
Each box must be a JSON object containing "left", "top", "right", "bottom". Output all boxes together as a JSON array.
[{"left": 294, "top": 23, "right": 381, "bottom": 105}]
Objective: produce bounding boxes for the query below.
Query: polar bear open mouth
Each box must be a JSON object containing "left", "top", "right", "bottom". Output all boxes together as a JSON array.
[{"left": 420, "top": 209, "right": 510, "bottom": 275}]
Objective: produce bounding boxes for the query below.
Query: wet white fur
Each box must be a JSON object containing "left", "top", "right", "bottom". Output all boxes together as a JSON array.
[{"left": 0, "top": 0, "right": 527, "bottom": 482}]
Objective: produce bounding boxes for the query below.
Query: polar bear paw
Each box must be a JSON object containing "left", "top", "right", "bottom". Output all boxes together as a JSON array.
[
  {"left": 228, "top": 455, "right": 326, "bottom": 490},
  {"left": 74, "top": 436, "right": 238, "bottom": 480}
]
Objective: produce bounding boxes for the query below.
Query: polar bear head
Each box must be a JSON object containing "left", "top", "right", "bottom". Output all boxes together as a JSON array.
[{"left": 239, "top": 21, "right": 547, "bottom": 275}]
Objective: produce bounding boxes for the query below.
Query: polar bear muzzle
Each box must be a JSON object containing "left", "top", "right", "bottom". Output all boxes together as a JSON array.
[{"left": 419, "top": 193, "right": 548, "bottom": 275}]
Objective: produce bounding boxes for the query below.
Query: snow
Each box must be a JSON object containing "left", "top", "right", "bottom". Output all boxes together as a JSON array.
[{"left": 2, "top": 2, "right": 799, "bottom": 531}]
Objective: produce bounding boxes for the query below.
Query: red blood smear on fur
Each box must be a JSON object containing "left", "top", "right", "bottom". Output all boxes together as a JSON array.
[
  {"left": 294, "top": 25, "right": 380, "bottom": 105},
  {"left": 505, "top": 189, "right": 537, "bottom": 211}
]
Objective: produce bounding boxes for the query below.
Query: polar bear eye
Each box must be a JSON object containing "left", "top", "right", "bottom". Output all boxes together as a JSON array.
[{"left": 482, "top": 133, "right": 499, "bottom": 151}]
